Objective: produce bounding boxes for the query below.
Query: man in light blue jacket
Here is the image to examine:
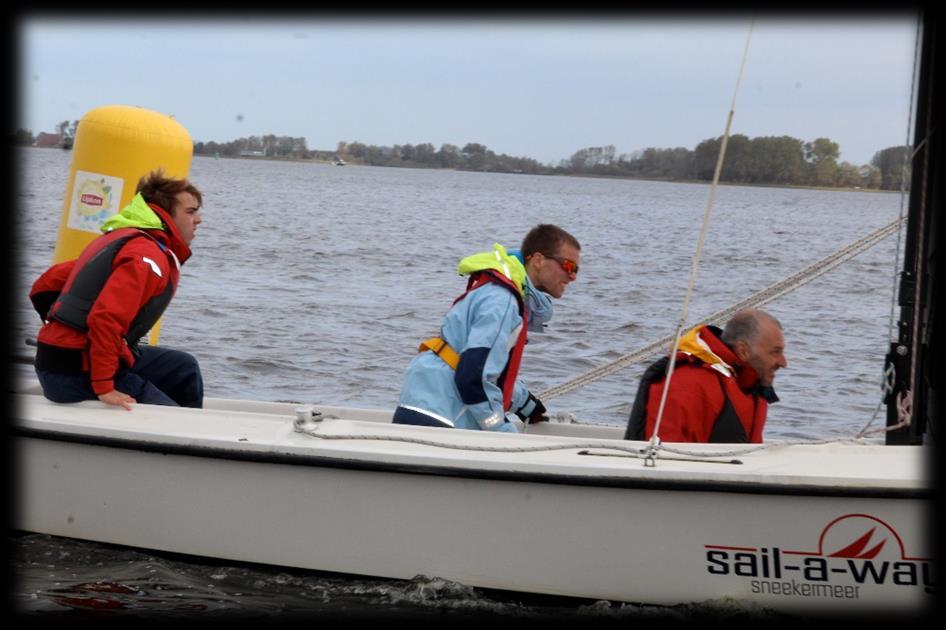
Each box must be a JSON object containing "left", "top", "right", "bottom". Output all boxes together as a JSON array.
[{"left": 393, "top": 224, "right": 580, "bottom": 433}]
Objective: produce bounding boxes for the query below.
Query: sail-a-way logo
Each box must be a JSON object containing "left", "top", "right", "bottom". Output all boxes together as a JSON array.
[{"left": 704, "top": 513, "right": 933, "bottom": 601}]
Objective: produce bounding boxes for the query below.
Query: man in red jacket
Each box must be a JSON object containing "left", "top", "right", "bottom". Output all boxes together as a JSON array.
[
  {"left": 625, "top": 308, "right": 787, "bottom": 443},
  {"left": 30, "top": 170, "right": 204, "bottom": 410}
]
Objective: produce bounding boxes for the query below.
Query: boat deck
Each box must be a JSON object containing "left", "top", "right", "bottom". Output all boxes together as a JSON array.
[{"left": 13, "top": 378, "right": 929, "bottom": 496}]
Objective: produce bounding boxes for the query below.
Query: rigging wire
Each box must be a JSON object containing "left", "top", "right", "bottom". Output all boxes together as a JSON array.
[
  {"left": 643, "top": 21, "right": 755, "bottom": 456},
  {"left": 856, "top": 13, "right": 924, "bottom": 438}
]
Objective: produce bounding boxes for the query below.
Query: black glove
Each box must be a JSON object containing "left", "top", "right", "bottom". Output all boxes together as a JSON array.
[{"left": 515, "top": 392, "right": 548, "bottom": 423}]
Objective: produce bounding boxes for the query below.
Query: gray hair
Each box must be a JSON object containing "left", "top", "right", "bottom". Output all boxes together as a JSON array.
[{"left": 721, "top": 308, "right": 782, "bottom": 346}]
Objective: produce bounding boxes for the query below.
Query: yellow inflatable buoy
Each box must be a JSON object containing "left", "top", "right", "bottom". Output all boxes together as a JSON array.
[{"left": 53, "top": 105, "right": 193, "bottom": 345}]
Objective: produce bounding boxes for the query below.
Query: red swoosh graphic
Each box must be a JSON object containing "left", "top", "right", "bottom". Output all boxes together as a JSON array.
[
  {"left": 829, "top": 527, "right": 885, "bottom": 558},
  {"left": 859, "top": 539, "right": 888, "bottom": 559}
]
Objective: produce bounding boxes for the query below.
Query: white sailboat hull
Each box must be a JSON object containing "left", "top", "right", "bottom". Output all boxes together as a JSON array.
[{"left": 14, "top": 383, "right": 932, "bottom": 614}]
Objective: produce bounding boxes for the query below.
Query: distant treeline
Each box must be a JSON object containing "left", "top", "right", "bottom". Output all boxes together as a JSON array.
[
  {"left": 190, "top": 134, "right": 910, "bottom": 191},
  {"left": 13, "top": 123, "right": 911, "bottom": 191}
]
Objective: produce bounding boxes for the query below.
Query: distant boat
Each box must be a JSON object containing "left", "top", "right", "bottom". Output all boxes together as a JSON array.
[{"left": 333, "top": 158, "right": 346, "bottom": 166}]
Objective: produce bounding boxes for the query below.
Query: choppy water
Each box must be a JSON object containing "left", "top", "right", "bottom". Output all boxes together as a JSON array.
[
  {"left": 17, "top": 532, "right": 781, "bottom": 621},
  {"left": 12, "top": 146, "right": 905, "bottom": 619}
]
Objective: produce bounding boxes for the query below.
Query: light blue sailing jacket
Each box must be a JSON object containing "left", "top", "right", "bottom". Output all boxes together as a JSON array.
[{"left": 396, "top": 248, "right": 553, "bottom": 433}]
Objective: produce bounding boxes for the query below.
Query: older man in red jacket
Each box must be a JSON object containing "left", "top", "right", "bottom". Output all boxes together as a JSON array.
[{"left": 626, "top": 308, "right": 787, "bottom": 443}]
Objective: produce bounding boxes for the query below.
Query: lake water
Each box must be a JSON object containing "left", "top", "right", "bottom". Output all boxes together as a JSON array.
[{"left": 11, "top": 146, "right": 906, "bottom": 619}]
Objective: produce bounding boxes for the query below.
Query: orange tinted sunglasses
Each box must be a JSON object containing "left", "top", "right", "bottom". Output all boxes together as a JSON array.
[{"left": 546, "top": 254, "right": 579, "bottom": 275}]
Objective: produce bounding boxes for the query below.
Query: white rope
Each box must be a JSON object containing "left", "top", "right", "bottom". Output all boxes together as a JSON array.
[
  {"left": 296, "top": 422, "right": 867, "bottom": 461},
  {"left": 300, "top": 426, "right": 657, "bottom": 456},
  {"left": 861, "top": 392, "right": 914, "bottom": 437}
]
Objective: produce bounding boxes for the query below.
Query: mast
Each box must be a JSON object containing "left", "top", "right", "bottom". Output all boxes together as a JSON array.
[{"left": 886, "top": 11, "right": 941, "bottom": 445}]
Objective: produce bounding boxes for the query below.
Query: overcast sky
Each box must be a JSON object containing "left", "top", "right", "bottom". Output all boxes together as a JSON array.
[{"left": 18, "top": 13, "right": 920, "bottom": 166}]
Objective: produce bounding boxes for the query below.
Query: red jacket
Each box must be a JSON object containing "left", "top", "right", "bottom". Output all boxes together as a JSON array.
[
  {"left": 643, "top": 325, "right": 771, "bottom": 443},
  {"left": 30, "top": 203, "right": 191, "bottom": 395}
]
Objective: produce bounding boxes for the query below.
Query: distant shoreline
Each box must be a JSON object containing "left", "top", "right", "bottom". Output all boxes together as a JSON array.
[
  {"left": 192, "top": 151, "right": 901, "bottom": 194},
  {"left": 27, "top": 145, "right": 899, "bottom": 194}
]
